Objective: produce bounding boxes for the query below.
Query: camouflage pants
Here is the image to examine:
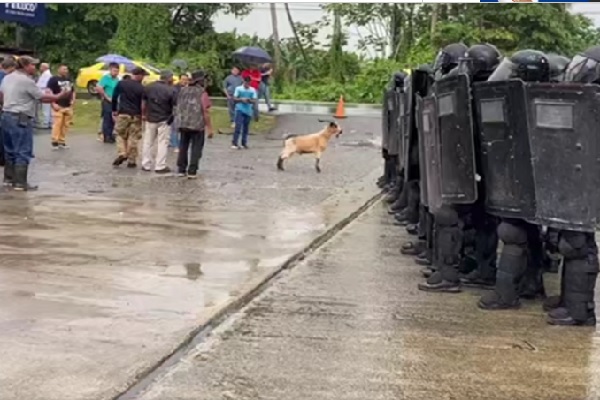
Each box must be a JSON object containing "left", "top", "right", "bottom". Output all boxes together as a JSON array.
[{"left": 115, "top": 114, "right": 142, "bottom": 162}]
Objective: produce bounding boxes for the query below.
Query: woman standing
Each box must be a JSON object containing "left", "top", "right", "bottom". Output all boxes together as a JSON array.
[{"left": 170, "top": 73, "right": 189, "bottom": 152}]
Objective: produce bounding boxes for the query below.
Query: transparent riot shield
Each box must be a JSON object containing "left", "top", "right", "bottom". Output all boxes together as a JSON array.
[
  {"left": 473, "top": 80, "right": 536, "bottom": 220},
  {"left": 434, "top": 73, "right": 478, "bottom": 204},
  {"left": 525, "top": 82, "right": 600, "bottom": 231}
]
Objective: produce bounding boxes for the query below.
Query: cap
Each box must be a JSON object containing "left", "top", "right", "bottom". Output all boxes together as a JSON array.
[
  {"left": 131, "top": 67, "right": 147, "bottom": 76},
  {"left": 17, "top": 55, "right": 39, "bottom": 68},
  {"left": 190, "top": 70, "right": 206, "bottom": 83}
]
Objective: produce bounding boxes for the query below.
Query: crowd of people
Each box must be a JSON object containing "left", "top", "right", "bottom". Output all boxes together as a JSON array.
[{"left": 0, "top": 57, "right": 276, "bottom": 189}]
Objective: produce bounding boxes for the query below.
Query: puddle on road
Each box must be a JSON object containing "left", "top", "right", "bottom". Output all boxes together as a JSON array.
[{"left": 0, "top": 192, "right": 338, "bottom": 324}]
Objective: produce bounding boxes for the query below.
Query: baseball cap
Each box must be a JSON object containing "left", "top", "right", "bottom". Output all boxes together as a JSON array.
[
  {"left": 17, "top": 56, "right": 39, "bottom": 68},
  {"left": 190, "top": 70, "right": 206, "bottom": 84},
  {"left": 160, "top": 70, "right": 174, "bottom": 81}
]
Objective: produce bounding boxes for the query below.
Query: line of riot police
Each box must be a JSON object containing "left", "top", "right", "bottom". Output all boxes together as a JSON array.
[{"left": 378, "top": 43, "right": 600, "bottom": 326}]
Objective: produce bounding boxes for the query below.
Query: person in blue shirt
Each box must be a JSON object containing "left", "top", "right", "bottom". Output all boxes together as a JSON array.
[{"left": 231, "top": 76, "right": 257, "bottom": 149}]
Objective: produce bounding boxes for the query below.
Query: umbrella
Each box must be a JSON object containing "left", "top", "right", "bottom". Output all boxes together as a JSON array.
[
  {"left": 232, "top": 46, "right": 272, "bottom": 65},
  {"left": 96, "top": 54, "right": 136, "bottom": 70}
]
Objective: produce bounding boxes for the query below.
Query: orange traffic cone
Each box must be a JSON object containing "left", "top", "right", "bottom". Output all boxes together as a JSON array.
[{"left": 333, "top": 95, "right": 347, "bottom": 119}]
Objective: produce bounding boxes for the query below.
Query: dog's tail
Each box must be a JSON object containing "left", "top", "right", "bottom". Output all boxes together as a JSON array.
[{"left": 282, "top": 132, "right": 299, "bottom": 141}]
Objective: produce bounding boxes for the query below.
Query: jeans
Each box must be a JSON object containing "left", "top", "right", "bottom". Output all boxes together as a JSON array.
[
  {"left": 227, "top": 97, "right": 235, "bottom": 123},
  {"left": 34, "top": 102, "right": 52, "bottom": 128},
  {"left": 0, "top": 114, "right": 4, "bottom": 166},
  {"left": 101, "top": 100, "right": 115, "bottom": 142},
  {"left": 169, "top": 122, "right": 180, "bottom": 148},
  {"left": 177, "top": 128, "right": 205, "bottom": 175},
  {"left": 259, "top": 82, "right": 273, "bottom": 109},
  {"left": 2, "top": 112, "right": 34, "bottom": 166},
  {"left": 233, "top": 111, "right": 251, "bottom": 147}
]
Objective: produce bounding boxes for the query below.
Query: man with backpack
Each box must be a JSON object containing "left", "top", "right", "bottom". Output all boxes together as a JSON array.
[{"left": 174, "top": 70, "right": 213, "bottom": 179}]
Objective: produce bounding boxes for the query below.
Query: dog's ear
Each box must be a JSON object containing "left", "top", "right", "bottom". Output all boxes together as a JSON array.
[{"left": 329, "top": 122, "right": 337, "bottom": 128}]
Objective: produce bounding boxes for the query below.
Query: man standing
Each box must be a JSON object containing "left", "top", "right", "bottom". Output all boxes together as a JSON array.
[
  {"left": 111, "top": 67, "right": 145, "bottom": 168},
  {"left": 141, "top": 70, "right": 175, "bottom": 174},
  {"left": 47, "top": 64, "right": 75, "bottom": 150},
  {"left": 0, "top": 56, "right": 70, "bottom": 190},
  {"left": 232, "top": 76, "right": 257, "bottom": 149},
  {"left": 96, "top": 62, "right": 120, "bottom": 143},
  {"left": 174, "top": 70, "right": 213, "bottom": 179},
  {"left": 36, "top": 62, "right": 52, "bottom": 129},
  {"left": 223, "top": 66, "right": 243, "bottom": 128},
  {"left": 169, "top": 73, "right": 189, "bottom": 152},
  {"left": 259, "top": 63, "right": 276, "bottom": 112},
  {"left": 0, "top": 57, "right": 16, "bottom": 168},
  {"left": 241, "top": 66, "right": 261, "bottom": 121}
]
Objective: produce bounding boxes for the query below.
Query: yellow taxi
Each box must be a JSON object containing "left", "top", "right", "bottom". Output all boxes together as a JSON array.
[{"left": 76, "top": 61, "right": 176, "bottom": 95}]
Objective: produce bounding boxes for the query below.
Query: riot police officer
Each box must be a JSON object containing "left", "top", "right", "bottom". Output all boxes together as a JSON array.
[
  {"left": 541, "top": 46, "right": 600, "bottom": 326},
  {"left": 418, "top": 43, "right": 502, "bottom": 292},
  {"left": 379, "top": 71, "right": 406, "bottom": 193},
  {"left": 475, "top": 50, "right": 553, "bottom": 310}
]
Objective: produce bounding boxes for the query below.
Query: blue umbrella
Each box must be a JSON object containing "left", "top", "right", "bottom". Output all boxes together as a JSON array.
[
  {"left": 232, "top": 47, "right": 272, "bottom": 65},
  {"left": 96, "top": 54, "right": 136, "bottom": 70}
]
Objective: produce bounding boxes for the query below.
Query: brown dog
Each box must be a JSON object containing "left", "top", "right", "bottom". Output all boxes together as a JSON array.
[{"left": 277, "top": 120, "right": 343, "bottom": 173}]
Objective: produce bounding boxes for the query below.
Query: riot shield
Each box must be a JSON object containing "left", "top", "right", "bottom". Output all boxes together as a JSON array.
[
  {"left": 473, "top": 80, "right": 535, "bottom": 220},
  {"left": 405, "top": 69, "right": 432, "bottom": 182},
  {"left": 420, "top": 95, "right": 443, "bottom": 212},
  {"left": 387, "top": 90, "right": 401, "bottom": 157},
  {"left": 525, "top": 83, "right": 600, "bottom": 231},
  {"left": 434, "top": 73, "right": 478, "bottom": 204},
  {"left": 381, "top": 90, "right": 394, "bottom": 151},
  {"left": 415, "top": 96, "right": 428, "bottom": 206}
]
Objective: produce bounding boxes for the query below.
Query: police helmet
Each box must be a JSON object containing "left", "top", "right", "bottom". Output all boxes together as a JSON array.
[
  {"left": 564, "top": 45, "right": 600, "bottom": 83},
  {"left": 465, "top": 44, "right": 502, "bottom": 79},
  {"left": 488, "top": 49, "right": 550, "bottom": 82},
  {"left": 391, "top": 71, "right": 407, "bottom": 89},
  {"left": 546, "top": 53, "right": 570, "bottom": 82},
  {"left": 433, "top": 43, "right": 468, "bottom": 78}
]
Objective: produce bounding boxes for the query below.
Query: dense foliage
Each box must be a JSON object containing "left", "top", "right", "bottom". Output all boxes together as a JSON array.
[{"left": 2, "top": 3, "right": 598, "bottom": 103}]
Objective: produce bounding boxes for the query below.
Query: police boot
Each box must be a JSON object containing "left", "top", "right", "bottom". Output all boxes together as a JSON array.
[
  {"left": 385, "top": 172, "right": 403, "bottom": 204},
  {"left": 12, "top": 165, "right": 38, "bottom": 192},
  {"left": 415, "top": 250, "right": 432, "bottom": 266},
  {"left": 418, "top": 208, "right": 462, "bottom": 293},
  {"left": 406, "top": 224, "right": 418, "bottom": 236},
  {"left": 478, "top": 221, "right": 527, "bottom": 310},
  {"left": 463, "top": 214, "right": 499, "bottom": 289},
  {"left": 394, "top": 211, "right": 409, "bottom": 226},
  {"left": 3, "top": 161, "right": 14, "bottom": 187},
  {"left": 401, "top": 240, "right": 426, "bottom": 256},
  {"left": 547, "top": 231, "right": 598, "bottom": 326}
]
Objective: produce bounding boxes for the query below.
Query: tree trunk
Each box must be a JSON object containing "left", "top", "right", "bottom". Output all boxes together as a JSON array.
[
  {"left": 430, "top": 4, "right": 438, "bottom": 37},
  {"left": 284, "top": 3, "right": 307, "bottom": 63},
  {"left": 270, "top": 3, "right": 282, "bottom": 68}
]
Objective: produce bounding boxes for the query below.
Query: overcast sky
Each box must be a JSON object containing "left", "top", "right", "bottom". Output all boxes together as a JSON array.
[{"left": 213, "top": 3, "right": 600, "bottom": 56}]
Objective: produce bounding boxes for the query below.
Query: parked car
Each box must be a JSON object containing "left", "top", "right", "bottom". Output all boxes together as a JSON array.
[{"left": 76, "top": 61, "right": 176, "bottom": 95}]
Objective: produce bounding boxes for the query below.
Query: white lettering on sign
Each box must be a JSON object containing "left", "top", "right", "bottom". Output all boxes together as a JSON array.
[{"left": 7, "top": 3, "right": 38, "bottom": 12}]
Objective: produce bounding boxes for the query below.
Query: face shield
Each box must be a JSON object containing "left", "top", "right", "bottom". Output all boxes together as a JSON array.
[
  {"left": 487, "top": 57, "right": 514, "bottom": 81},
  {"left": 564, "top": 55, "right": 600, "bottom": 83}
]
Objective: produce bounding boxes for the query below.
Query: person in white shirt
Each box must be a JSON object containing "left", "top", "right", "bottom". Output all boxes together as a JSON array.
[{"left": 35, "top": 62, "right": 52, "bottom": 129}]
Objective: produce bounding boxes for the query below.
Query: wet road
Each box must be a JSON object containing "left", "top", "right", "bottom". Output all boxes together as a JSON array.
[
  {"left": 133, "top": 205, "right": 600, "bottom": 400},
  {"left": 0, "top": 115, "right": 382, "bottom": 400}
]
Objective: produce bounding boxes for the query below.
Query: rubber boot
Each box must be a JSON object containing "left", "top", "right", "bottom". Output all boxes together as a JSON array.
[
  {"left": 12, "top": 164, "right": 38, "bottom": 192},
  {"left": 3, "top": 161, "right": 14, "bottom": 187}
]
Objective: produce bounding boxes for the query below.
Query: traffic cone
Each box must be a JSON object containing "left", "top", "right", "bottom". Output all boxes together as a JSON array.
[{"left": 333, "top": 95, "right": 347, "bottom": 119}]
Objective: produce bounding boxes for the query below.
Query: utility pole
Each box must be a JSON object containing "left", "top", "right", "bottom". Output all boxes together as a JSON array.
[{"left": 270, "top": 3, "right": 282, "bottom": 69}]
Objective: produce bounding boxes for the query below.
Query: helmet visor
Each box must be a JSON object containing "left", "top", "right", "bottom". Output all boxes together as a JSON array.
[
  {"left": 487, "top": 58, "right": 514, "bottom": 82},
  {"left": 565, "top": 55, "right": 600, "bottom": 83}
]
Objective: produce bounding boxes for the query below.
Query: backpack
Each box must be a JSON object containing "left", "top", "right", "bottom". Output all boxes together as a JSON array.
[{"left": 175, "top": 85, "right": 205, "bottom": 131}]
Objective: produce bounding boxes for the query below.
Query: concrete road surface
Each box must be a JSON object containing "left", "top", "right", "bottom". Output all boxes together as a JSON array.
[
  {"left": 0, "top": 115, "right": 382, "bottom": 400},
  {"left": 132, "top": 205, "right": 600, "bottom": 400}
]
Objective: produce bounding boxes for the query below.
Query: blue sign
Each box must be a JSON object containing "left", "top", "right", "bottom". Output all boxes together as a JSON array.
[{"left": 0, "top": 3, "right": 46, "bottom": 26}]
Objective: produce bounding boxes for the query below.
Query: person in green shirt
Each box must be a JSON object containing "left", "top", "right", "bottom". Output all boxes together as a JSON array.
[{"left": 96, "top": 62, "right": 120, "bottom": 143}]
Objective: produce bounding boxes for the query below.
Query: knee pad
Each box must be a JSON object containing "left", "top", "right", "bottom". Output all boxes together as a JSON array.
[
  {"left": 558, "top": 231, "right": 589, "bottom": 260},
  {"left": 497, "top": 221, "right": 527, "bottom": 246},
  {"left": 435, "top": 206, "right": 459, "bottom": 227}
]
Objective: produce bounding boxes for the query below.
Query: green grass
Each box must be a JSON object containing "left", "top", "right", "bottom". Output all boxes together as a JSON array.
[{"left": 71, "top": 99, "right": 277, "bottom": 134}]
